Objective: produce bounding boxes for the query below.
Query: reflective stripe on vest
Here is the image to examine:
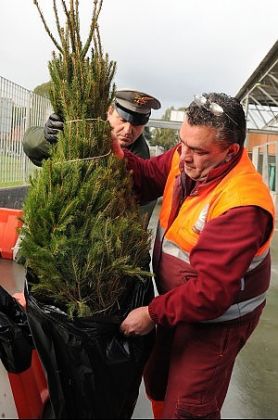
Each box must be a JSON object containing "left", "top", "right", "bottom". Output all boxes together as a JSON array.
[
  {"left": 156, "top": 223, "right": 269, "bottom": 322},
  {"left": 201, "top": 292, "right": 266, "bottom": 323},
  {"left": 247, "top": 249, "right": 269, "bottom": 272},
  {"left": 162, "top": 237, "right": 190, "bottom": 264},
  {"left": 156, "top": 224, "right": 165, "bottom": 242},
  {"left": 160, "top": 226, "right": 270, "bottom": 273}
]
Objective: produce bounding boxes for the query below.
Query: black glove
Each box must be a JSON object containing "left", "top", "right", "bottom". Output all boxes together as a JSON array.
[{"left": 44, "top": 113, "right": 64, "bottom": 144}]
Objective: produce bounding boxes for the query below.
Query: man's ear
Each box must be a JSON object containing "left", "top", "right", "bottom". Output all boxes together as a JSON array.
[
  {"left": 107, "top": 105, "right": 113, "bottom": 120},
  {"left": 225, "top": 143, "right": 240, "bottom": 162}
]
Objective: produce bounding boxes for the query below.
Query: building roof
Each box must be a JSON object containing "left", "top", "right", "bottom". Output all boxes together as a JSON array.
[{"left": 236, "top": 40, "right": 278, "bottom": 131}]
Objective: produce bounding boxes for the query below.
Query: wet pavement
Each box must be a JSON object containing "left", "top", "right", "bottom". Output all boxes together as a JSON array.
[
  {"left": 132, "top": 204, "right": 278, "bottom": 419},
  {"left": 221, "top": 215, "right": 278, "bottom": 419}
]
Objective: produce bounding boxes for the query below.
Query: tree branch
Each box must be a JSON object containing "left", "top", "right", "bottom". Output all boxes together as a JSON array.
[{"left": 33, "top": 0, "right": 63, "bottom": 53}]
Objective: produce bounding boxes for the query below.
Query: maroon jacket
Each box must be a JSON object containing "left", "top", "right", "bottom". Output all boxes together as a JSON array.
[{"left": 124, "top": 147, "right": 273, "bottom": 327}]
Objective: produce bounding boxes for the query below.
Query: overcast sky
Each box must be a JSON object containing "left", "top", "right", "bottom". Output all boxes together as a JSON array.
[{"left": 0, "top": 0, "right": 277, "bottom": 116}]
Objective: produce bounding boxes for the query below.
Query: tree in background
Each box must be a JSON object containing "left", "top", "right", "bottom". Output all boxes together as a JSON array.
[
  {"left": 143, "top": 126, "right": 152, "bottom": 144},
  {"left": 150, "top": 106, "right": 185, "bottom": 150},
  {"left": 33, "top": 81, "right": 53, "bottom": 98}
]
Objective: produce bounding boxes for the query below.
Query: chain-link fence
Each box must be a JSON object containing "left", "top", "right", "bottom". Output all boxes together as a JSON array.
[{"left": 0, "top": 76, "right": 52, "bottom": 186}]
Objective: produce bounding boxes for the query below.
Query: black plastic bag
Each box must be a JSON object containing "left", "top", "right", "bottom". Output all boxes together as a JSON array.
[
  {"left": 25, "top": 277, "right": 155, "bottom": 419},
  {"left": 0, "top": 286, "right": 33, "bottom": 373}
]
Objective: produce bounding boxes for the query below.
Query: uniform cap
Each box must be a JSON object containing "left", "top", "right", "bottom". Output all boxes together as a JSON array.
[{"left": 114, "top": 89, "right": 161, "bottom": 126}]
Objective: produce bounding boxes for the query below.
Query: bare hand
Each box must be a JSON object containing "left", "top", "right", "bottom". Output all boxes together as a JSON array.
[
  {"left": 111, "top": 130, "right": 124, "bottom": 159},
  {"left": 120, "top": 306, "right": 155, "bottom": 336}
]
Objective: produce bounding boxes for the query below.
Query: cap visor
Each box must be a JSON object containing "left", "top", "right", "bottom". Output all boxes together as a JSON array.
[{"left": 115, "top": 103, "right": 150, "bottom": 126}]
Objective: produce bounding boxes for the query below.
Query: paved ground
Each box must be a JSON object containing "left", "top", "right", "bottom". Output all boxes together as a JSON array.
[{"left": 132, "top": 204, "right": 278, "bottom": 419}]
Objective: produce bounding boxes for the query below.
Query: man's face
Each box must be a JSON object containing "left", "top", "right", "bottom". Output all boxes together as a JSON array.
[
  {"left": 107, "top": 107, "right": 145, "bottom": 148},
  {"left": 178, "top": 120, "right": 239, "bottom": 181}
]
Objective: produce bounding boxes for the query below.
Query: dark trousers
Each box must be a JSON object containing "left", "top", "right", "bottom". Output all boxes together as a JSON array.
[{"left": 144, "top": 311, "right": 261, "bottom": 419}]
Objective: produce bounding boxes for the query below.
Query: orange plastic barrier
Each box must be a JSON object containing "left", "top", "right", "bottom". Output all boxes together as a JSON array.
[
  {"left": 0, "top": 208, "right": 23, "bottom": 259},
  {"left": 8, "top": 351, "right": 49, "bottom": 419},
  {"left": 9, "top": 294, "right": 50, "bottom": 419},
  {"left": 150, "top": 399, "right": 165, "bottom": 419}
]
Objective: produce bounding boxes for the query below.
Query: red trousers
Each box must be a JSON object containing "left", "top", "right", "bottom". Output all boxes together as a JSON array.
[{"left": 144, "top": 311, "right": 261, "bottom": 419}]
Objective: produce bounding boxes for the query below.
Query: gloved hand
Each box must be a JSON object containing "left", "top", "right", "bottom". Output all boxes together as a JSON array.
[{"left": 44, "top": 113, "right": 64, "bottom": 144}]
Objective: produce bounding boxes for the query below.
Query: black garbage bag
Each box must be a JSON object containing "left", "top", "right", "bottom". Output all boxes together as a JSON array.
[
  {"left": 25, "top": 276, "right": 155, "bottom": 419},
  {"left": 0, "top": 286, "right": 33, "bottom": 373}
]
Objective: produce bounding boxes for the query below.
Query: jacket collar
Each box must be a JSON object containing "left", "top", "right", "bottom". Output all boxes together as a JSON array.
[
  {"left": 201, "top": 146, "right": 244, "bottom": 184},
  {"left": 180, "top": 147, "right": 244, "bottom": 198}
]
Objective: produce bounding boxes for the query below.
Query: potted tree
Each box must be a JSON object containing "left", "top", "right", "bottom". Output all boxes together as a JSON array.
[{"left": 19, "top": 1, "right": 154, "bottom": 418}]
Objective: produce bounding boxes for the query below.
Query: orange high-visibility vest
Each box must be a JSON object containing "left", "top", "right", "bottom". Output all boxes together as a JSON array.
[{"left": 159, "top": 148, "right": 275, "bottom": 257}]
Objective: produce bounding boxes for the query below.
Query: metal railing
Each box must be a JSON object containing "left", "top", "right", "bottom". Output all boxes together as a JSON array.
[{"left": 0, "top": 76, "right": 52, "bottom": 186}]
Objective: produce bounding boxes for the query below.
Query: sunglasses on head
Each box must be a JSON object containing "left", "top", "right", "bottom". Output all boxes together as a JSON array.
[{"left": 193, "top": 95, "right": 238, "bottom": 127}]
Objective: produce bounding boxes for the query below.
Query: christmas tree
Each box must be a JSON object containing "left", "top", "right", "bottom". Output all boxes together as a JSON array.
[{"left": 20, "top": 0, "right": 152, "bottom": 318}]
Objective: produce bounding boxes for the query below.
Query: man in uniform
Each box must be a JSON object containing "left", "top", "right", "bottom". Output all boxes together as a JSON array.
[{"left": 23, "top": 88, "right": 161, "bottom": 225}]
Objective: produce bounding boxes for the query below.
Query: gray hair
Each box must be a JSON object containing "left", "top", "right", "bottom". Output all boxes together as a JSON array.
[{"left": 186, "top": 93, "right": 246, "bottom": 147}]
